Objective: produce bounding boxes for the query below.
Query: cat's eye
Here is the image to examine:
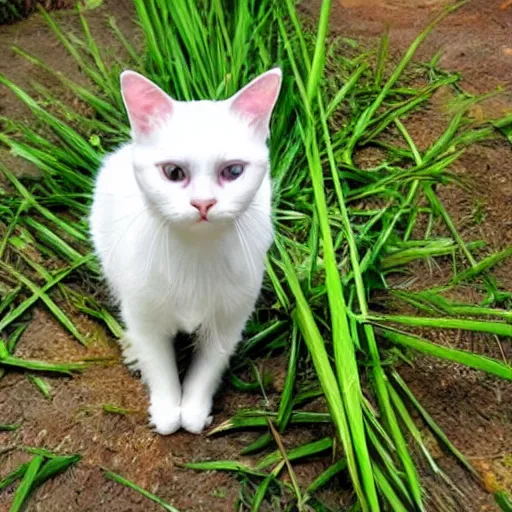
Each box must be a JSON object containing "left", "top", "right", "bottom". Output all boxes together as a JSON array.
[
  {"left": 220, "top": 163, "right": 245, "bottom": 181},
  {"left": 161, "top": 163, "right": 186, "bottom": 182}
]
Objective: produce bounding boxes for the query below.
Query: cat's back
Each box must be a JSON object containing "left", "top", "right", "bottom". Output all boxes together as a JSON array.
[{"left": 92, "top": 143, "right": 136, "bottom": 199}]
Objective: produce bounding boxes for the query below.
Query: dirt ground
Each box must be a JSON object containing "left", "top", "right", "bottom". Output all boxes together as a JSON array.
[{"left": 0, "top": 0, "right": 511, "bottom": 511}]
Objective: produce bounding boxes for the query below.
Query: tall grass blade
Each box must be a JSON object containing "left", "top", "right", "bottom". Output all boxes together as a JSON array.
[
  {"left": 379, "top": 329, "right": 512, "bottom": 380},
  {"left": 9, "top": 455, "right": 43, "bottom": 512},
  {"left": 103, "top": 469, "right": 180, "bottom": 512}
]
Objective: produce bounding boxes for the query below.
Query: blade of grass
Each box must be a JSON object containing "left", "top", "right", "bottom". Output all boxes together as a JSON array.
[
  {"left": 183, "top": 461, "right": 267, "bottom": 478},
  {"left": 267, "top": 419, "right": 304, "bottom": 510},
  {"left": 32, "top": 454, "right": 81, "bottom": 488},
  {"left": 365, "top": 421, "right": 413, "bottom": 507},
  {"left": 373, "top": 464, "right": 409, "bottom": 512},
  {"left": 378, "top": 328, "right": 512, "bottom": 380},
  {"left": 26, "top": 375, "right": 52, "bottom": 399},
  {"left": 325, "top": 64, "right": 367, "bottom": 119},
  {"left": 256, "top": 437, "right": 333, "bottom": 471},
  {"left": 317, "top": 91, "right": 424, "bottom": 509},
  {"left": 367, "top": 313, "right": 512, "bottom": 338},
  {"left": 251, "top": 469, "right": 282, "bottom": 512},
  {"left": 375, "top": 31, "right": 388, "bottom": 88},
  {"left": 209, "top": 411, "right": 331, "bottom": 435},
  {"left": 305, "top": 459, "right": 348, "bottom": 496},
  {"left": 0, "top": 424, "right": 20, "bottom": 432},
  {"left": 242, "top": 324, "right": 300, "bottom": 455},
  {"left": 343, "top": 1, "right": 466, "bottom": 162},
  {"left": 0, "top": 340, "right": 87, "bottom": 375},
  {"left": 0, "top": 464, "right": 28, "bottom": 491},
  {"left": 390, "top": 369, "right": 478, "bottom": 477},
  {"left": 103, "top": 404, "right": 139, "bottom": 415},
  {"left": 9, "top": 455, "right": 43, "bottom": 512},
  {"left": 7, "top": 323, "right": 29, "bottom": 354},
  {"left": 300, "top": 29, "right": 381, "bottom": 500},
  {"left": 453, "top": 245, "right": 512, "bottom": 284},
  {"left": 0, "top": 260, "right": 91, "bottom": 345},
  {"left": 495, "top": 491, "right": 512, "bottom": 512},
  {"left": 103, "top": 469, "right": 180, "bottom": 512},
  {"left": 274, "top": 243, "right": 367, "bottom": 511}
]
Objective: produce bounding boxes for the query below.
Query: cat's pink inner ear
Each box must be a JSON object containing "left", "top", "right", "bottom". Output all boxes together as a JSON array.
[
  {"left": 231, "top": 70, "right": 281, "bottom": 132},
  {"left": 121, "top": 72, "right": 173, "bottom": 136}
]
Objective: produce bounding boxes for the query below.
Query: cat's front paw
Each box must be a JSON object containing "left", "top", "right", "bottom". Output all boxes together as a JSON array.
[
  {"left": 149, "top": 400, "right": 181, "bottom": 435},
  {"left": 180, "top": 401, "right": 213, "bottom": 434}
]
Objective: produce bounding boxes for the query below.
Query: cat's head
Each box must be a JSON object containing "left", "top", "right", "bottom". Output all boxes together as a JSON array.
[{"left": 120, "top": 69, "right": 281, "bottom": 230}]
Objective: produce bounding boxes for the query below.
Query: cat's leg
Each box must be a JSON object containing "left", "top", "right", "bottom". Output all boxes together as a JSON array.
[
  {"left": 180, "top": 307, "right": 251, "bottom": 434},
  {"left": 121, "top": 301, "right": 181, "bottom": 435}
]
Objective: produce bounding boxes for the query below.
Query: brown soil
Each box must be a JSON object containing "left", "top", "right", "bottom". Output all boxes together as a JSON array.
[{"left": 0, "top": 1, "right": 511, "bottom": 511}]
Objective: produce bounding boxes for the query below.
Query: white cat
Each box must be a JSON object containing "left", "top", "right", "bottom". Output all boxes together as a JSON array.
[{"left": 89, "top": 68, "right": 281, "bottom": 434}]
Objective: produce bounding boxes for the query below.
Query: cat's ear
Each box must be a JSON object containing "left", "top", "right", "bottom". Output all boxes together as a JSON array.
[
  {"left": 229, "top": 68, "right": 282, "bottom": 138},
  {"left": 120, "top": 70, "right": 173, "bottom": 140}
]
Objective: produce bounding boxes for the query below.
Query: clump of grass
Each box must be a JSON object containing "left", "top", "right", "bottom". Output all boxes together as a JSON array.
[
  {"left": 1, "top": 451, "right": 80, "bottom": 511},
  {"left": 0, "top": 0, "right": 511, "bottom": 510}
]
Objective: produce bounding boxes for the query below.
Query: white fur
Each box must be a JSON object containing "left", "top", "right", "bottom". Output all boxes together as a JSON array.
[{"left": 89, "top": 70, "right": 280, "bottom": 434}]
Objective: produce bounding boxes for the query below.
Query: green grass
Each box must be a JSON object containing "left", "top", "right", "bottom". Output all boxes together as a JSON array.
[
  {"left": 0, "top": 0, "right": 511, "bottom": 510},
  {"left": 104, "top": 469, "right": 180, "bottom": 512},
  {"left": 2, "top": 451, "right": 80, "bottom": 511}
]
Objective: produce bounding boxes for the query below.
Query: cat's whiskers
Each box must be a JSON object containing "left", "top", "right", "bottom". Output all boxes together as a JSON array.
[
  {"left": 234, "top": 217, "right": 258, "bottom": 287},
  {"left": 164, "top": 225, "right": 171, "bottom": 286},
  {"left": 103, "top": 207, "right": 150, "bottom": 270},
  {"left": 93, "top": 192, "right": 140, "bottom": 198},
  {"left": 94, "top": 195, "right": 176, "bottom": 229},
  {"left": 98, "top": 205, "right": 153, "bottom": 227},
  {"left": 143, "top": 217, "right": 168, "bottom": 277}
]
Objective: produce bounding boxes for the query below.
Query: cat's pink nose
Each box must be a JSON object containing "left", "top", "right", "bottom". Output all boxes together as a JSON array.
[{"left": 191, "top": 199, "right": 217, "bottom": 219}]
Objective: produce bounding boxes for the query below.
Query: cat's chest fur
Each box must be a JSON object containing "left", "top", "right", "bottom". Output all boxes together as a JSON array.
[
  {"left": 140, "top": 225, "right": 267, "bottom": 332},
  {"left": 100, "top": 210, "right": 270, "bottom": 332},
  {"left": 90, "top": 146, "right": 273, "bottom": 333}
]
